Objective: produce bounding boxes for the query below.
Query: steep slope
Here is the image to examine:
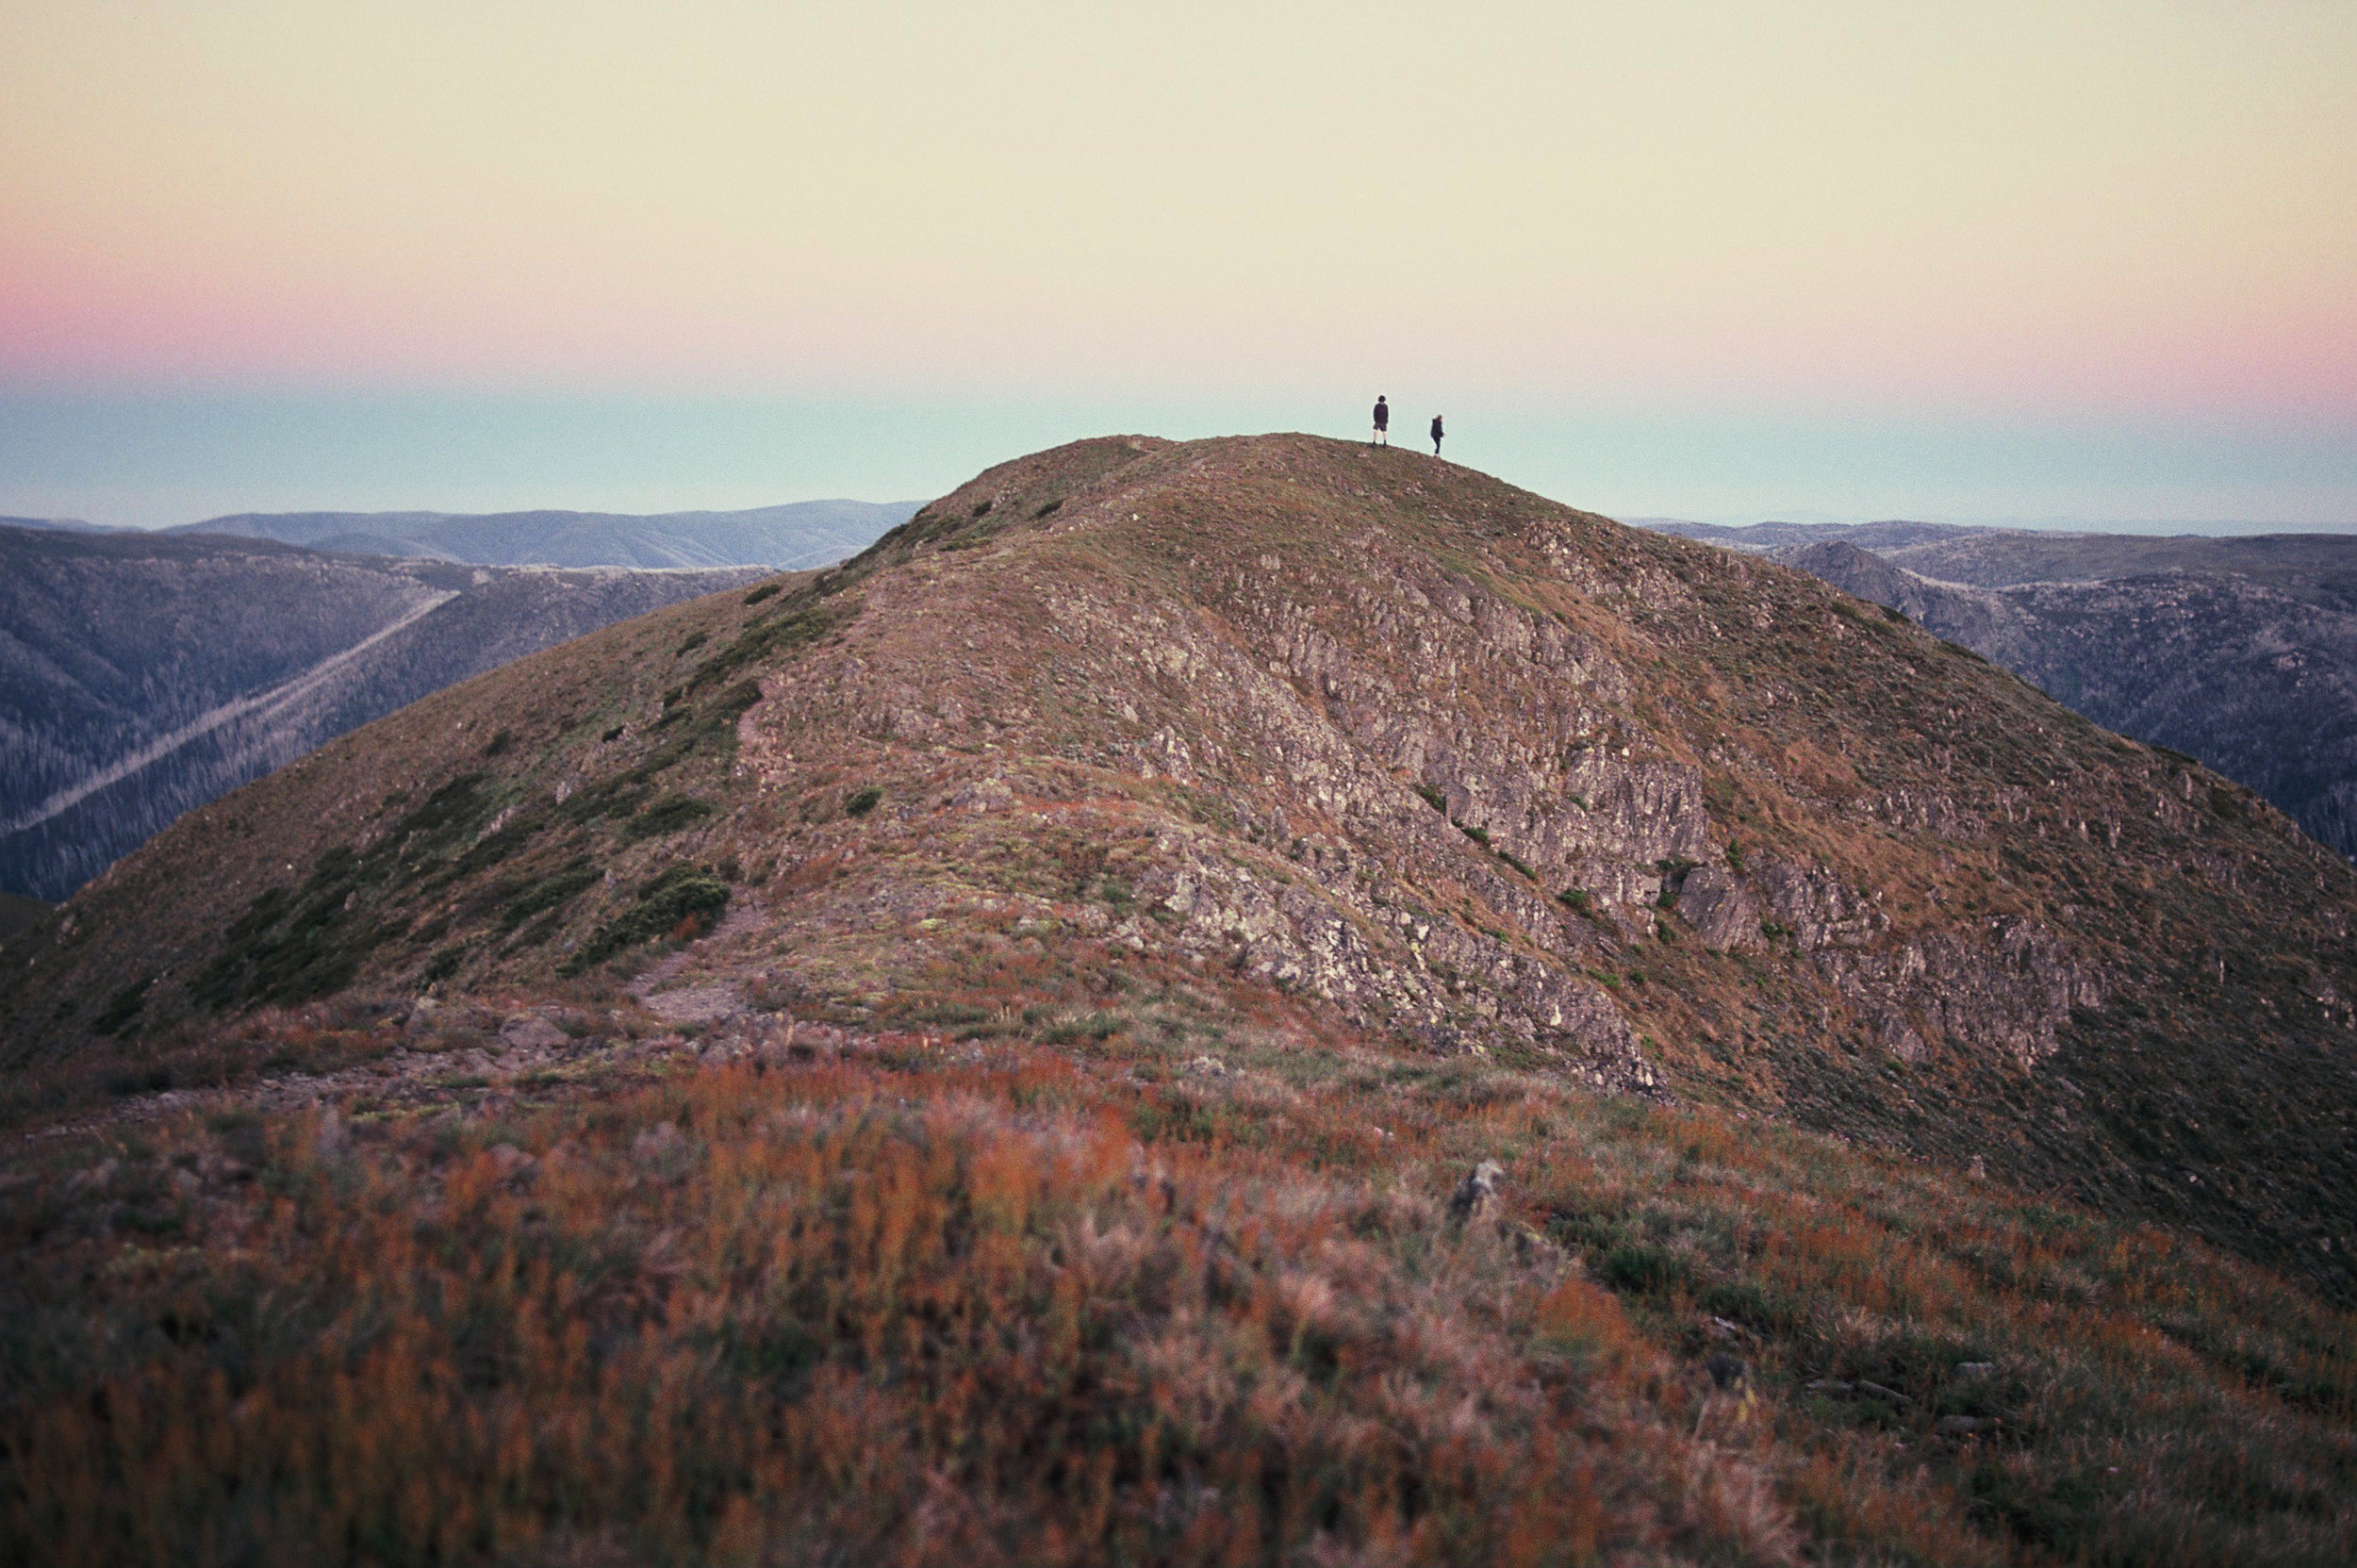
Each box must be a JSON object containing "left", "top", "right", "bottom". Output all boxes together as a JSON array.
[
  {"left": 1777, "top": 536, "right": 2357, "bottom": 858},
  {"left": 185, "top": 498, "right": 921, "bottom": 569},
  {"left": 0, "top": 522, "right": 762, "bottom": 899},
  {"left": 9, "top": 434, "right": 2355, "bottom": 1301},
  {"left": 6, "top": 437, "right": 2356, "bottom": 1564}
]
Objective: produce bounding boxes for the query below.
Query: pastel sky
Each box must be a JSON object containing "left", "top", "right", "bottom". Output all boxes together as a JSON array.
[{"left": 3, "top": 2, "right": 2352, "bottom": 527}]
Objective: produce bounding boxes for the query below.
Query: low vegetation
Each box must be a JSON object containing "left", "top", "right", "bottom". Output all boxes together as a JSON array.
[{"left": 3, "top": 1012, "right": 2349, "bottom": 1566}]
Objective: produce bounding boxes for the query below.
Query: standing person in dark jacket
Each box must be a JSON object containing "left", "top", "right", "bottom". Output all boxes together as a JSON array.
[
  {"left": 1429, "top": 414, "right": 1444, "bottom": 455},
  {"left": 1372, "top": 396, "right": 1390, "bottom": 445}
]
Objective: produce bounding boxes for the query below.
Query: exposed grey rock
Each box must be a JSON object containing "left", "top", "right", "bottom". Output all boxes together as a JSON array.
[
  {"left": 636, "top": 983, "right": 745, "bottom": 1026},
  {"left": 1448, "top": 1160, "right": 1505, "bottom": 1227},
  {"left": 499, "top": 1014, "right": 569, "bottom": 1051}
]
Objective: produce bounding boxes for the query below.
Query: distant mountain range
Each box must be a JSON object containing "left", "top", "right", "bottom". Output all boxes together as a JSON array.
[
  {"left": 177, "top": 499, "right": 921, "bottom": 569},
  {"left": 0, "top": 522, "right": 774, "bottom": 900},
  {"left": 1, "top": 515, "right": 116, "bottom": 534},
  {"left": 1640, "top": 520, "right": 2357, "bottom": 858}
]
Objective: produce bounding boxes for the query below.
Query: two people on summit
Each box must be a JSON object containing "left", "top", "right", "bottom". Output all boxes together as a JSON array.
[{"left": 1370, "top": 396, "right": 1442, "bottom": 455}]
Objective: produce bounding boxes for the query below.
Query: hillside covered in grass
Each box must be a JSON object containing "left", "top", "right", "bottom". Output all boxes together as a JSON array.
[{"left": 4, "top": 435, "right": 2355, "bottom": 1561}]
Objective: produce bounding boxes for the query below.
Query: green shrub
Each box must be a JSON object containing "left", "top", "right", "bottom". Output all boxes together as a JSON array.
[
  {"left": 844, "top": 786, "right": 882, "bottom": 818},
  {"left": 624, "top": 795, "right": 715, "bottom": 842},
  {"left": 1601, "top": 1242, "right": 1691, "bottom": 1296},
  {"left": 562, "top": 865, "right": 730, "bottom": 975},
  {"left": 496, "top": 859, "right": 601, "bottom": 932}
]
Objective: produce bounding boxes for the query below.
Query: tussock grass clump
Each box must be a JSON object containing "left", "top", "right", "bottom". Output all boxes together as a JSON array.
[{"left": 622, "top": 793, "right": 714, "bottom": 841}]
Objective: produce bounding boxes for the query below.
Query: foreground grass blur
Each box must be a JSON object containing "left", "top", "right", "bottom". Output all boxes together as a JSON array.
[{"left": 4, "top": 1021, "right": 2352, "bottom": 1565}]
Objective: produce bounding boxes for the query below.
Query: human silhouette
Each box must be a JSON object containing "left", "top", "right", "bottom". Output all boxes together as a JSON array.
[
  {"left": 1372, "top": 396, "right": 1390, "bottom": 445},
  {"left": 1429, "top": 414, "right": 1444, "bottom": 455}
]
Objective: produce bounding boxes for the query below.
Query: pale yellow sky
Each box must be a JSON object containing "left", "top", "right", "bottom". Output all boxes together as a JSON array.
[{"left": 3, "top": 1, "right": 2353, "bottom": 416}]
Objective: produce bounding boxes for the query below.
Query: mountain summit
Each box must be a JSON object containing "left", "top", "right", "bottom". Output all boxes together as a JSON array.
[
  {"left": 12, "top": 432, "right": 2355, "bottom": 1294},
  {"left": 8, "top": 435, "right": 2357, "bottom": 1561}
]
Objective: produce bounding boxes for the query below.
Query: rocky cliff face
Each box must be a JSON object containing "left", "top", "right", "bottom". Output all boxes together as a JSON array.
[{"left": 8, "top": 437, "right": 2356, "bottom": 1298}]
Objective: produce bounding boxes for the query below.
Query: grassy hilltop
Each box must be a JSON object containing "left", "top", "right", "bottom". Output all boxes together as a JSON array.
[{"left": 4, "top": 436, "right": 2353, "bottom": 1563}]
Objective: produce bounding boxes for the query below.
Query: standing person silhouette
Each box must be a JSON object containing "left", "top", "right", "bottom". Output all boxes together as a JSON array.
[
  {"left": 1429, "top": 414, "right": 1444, "bottom": 455},
  {"left": 1371, "top": 396, "right": 1390, "bottom": 446}
]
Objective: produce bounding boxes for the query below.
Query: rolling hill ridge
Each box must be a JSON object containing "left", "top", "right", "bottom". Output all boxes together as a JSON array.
[
  {"left": 6, "top": 436, "right": 2355, "bottom": 1563},
  {"left": 182, "top": 497, "right": 920, "bottom": 569},
  {"left": 0, "top": 521, "right": 765, "bottom": 899}
]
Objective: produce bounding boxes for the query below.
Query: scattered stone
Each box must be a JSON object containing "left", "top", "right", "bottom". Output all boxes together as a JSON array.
[
  {"left": 1508, "top": 1225, "right": 1567, "bottom": 1269},
  {"left": 486, "top": 1144, "right": 538, "bottom": 1182},
  {"left": 1447, "top": 1160, "right": 1505, "bottom": 1227},
  {"left": 499, "top": 1014, "right": 569, "bottom": 1051},
  {"left": 1968, "top": 1155, "right": 1987, "bottom": 1181},
  {"left": 1953, "top": 1361, "right": 1996, "bottom": 1378},
  {"left": 1936, "top": 1415, "right": 1987, "bottom": 1436},
  {"left": 201, "top": 1155, "right": 253, "bottom": 1185},
  {"left": 69, "top": 1158, "right": 121, "bottom": 1194},
  {"left": 1805, "top": 1378, "right": 1854, "bottom": 1395},
  {"left": 638, "top": 983, "right": 746, "bottom": 1026}
]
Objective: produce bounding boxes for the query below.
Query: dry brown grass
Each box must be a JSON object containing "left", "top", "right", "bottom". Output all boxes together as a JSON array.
[
  {"left": 4, "top": 1053, "right": 1794, "bottom": 1566},
  {"left": 5, "top": 1018, "right": 2351, "bottom": 1565}
]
